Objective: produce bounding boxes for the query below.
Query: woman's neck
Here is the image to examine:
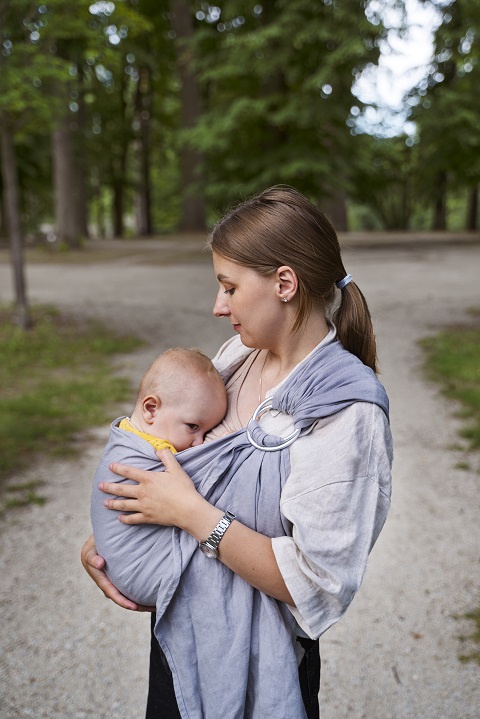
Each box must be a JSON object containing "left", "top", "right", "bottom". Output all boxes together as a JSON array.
[{"left": 261, "top": 312, "right": 329, "bottom": 391}]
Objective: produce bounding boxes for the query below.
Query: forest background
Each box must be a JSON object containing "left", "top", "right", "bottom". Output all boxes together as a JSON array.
[{"left": 0, "top": 0, "right": 479, "bottom": 254}]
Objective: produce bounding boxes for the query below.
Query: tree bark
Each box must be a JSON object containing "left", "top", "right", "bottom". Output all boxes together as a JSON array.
[
  {"left": 323, "top": 188, "right": 348, "bottom": 231},
  {"left": 466, "top": 184, "right": 478, "bottom": 231},
  {"left": 113, "top": 179, "right": 124, "bottom": 238},
  {"left": 75, "top": 72, "right": 90, "bottom": 238},
  {"left": 171, "top": 0, "right": 206, "bottom": 232},
  {"left": 432, "top": 171, "right": 447, "bottom": 230},
  {"left": 134, "top": 66, "right": 153, "bottom": 236},
  {"left": 0, "top": 113, "right": 31, "bottom": 329},
  {"left": 52, "top": 113, "right": 83, "bottom": 248}
]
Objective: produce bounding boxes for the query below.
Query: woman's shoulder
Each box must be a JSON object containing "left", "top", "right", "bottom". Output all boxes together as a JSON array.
[
  {"left": 307, "top": 402, "right": 392, "bottom": 462},
  {"left": 283, "top": 402, "right": 393, "bottom": 497},
  {"left": 211, "top": 335, "right": 253, "bottom": 380}
]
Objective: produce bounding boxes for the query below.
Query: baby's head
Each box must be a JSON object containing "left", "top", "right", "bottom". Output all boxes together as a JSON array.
[{"left": 131, "top": 348, "right": 227, "bottom": 452}]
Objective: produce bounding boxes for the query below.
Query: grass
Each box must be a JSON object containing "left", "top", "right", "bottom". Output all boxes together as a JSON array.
[
  {"left": 457, "top": 608, "right": 480, "bottom": 665},
  {"left": 0, "top": 305, "right": 140, "bottom": 504},
  {"left": 420, "top": 314, "right": 480, "bottom": 665},
  {"left": 420, "top": 322, "right": 480, "bottom": 450}
]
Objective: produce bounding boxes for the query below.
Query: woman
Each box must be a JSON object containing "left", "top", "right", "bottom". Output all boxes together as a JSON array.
[{"left": 82, "top": 186, "right": 393, "bottom": 719}]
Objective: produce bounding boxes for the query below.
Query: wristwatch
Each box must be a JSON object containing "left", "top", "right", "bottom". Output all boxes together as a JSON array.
[{"left": 199, "top": 510, "right": 236, "bottom": 558}]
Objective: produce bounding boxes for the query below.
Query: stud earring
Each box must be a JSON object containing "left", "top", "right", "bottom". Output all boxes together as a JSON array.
[{"left": 282, "top": 296, "right": 288, "bottom": 303}]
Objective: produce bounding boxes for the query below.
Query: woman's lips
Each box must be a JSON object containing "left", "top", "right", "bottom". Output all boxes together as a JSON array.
[{"left": 232, "top": 323, "right": 241, "bottom": 331}]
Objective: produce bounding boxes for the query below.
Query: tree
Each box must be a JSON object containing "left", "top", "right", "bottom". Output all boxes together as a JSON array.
[
  {"left": 349, "top": 133, "right": 417, "bottom": 229},
  {"left": 411, "top": 0, "right": 480, "bottom": 229},
  {"left": 188, "top": 0, "right": 385, "bottom": 219},
  {"left": 0, "top": 0, "right": 69, "bottom": 325},
  {"left": 170, "top": 0, "right": 206, "bottom": 231}
]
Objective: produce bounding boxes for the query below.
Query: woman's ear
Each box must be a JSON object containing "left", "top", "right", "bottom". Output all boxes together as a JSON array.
[
  {"left": 142, "top": 395, "right": 161, "bottom": 425},
  {"left": 276, "top": 265, "right": 298, "bottom": 302}
]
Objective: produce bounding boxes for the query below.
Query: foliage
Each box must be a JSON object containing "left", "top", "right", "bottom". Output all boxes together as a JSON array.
[
  {"left": 2, "top": 0, "right": 478, "bottom": 234},
  {"left": 189, "top": 0, "right": 385, "bottom": 209},
  {"left": 409, "top": 0, "right": 480, "bottom": 223},
  {"left": 349, "top": 133, "right": 418, "bottom": 228},
  {"left": 0, "top": 305, "right": 139, "bottom": 485}
]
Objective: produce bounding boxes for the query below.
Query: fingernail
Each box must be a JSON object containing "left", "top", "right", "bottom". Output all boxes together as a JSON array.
[
  {"left": 103, "top": 500, "right": 109, "bottom": 507},
  {"left": 99, "top": 483, "right": 104, "bottom": 490}
]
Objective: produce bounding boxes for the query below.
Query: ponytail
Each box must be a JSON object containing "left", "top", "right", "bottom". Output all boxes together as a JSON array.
[{"left": 333, "top": 282, "right": 378, "bottom": 374}]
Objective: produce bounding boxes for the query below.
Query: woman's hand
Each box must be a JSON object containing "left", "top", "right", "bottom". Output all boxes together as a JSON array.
[
  {"left": 100, "top": 451, "right": 295, "bottom": 605},
  {"left": 101, "top": 449, "right": 203, "bottom": 529},
  {"left": 80, "top": 534, "right": 154, "bottom": 612}
]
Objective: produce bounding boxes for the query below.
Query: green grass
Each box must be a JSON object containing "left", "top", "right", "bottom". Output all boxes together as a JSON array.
[
  {"left": 420, "top": 317, "right": 480, "bottom": 665},
  {"left": 0, "top": 305, "right": 140, "bottom": 497},
  {"left": 457, "top": 608, "right": 480, "bottom": 665},
  {"left": 420, "top": 323, "right": 480, "bottom": 450}
]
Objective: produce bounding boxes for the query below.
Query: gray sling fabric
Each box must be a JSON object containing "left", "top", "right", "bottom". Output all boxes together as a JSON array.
[{"left": 91, "top": 339, "right": 389, "bottom": 719}]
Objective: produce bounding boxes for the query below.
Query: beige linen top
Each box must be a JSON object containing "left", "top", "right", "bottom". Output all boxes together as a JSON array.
[{"left": 206, "top": 325, "right": 393, "bottom": 639}]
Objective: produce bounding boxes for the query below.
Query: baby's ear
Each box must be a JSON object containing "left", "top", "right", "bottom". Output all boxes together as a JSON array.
[{"left": 142, "top": 395, "right": 161, "bottom": 424}]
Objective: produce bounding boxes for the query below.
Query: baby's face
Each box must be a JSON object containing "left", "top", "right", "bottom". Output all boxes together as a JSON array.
[{"left": 151, "top": 380, "right": 227, "bottom": 452}]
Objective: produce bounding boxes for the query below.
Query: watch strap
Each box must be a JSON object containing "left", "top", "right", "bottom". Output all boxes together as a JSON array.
[{"left": 199, "top": 510, "right": 236, "bottom": 557}]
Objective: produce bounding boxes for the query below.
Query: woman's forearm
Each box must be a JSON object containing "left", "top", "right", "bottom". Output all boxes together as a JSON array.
[
  {"left": 179, "top": 495, "right": 295, "bottom": 606},
  {"left": 102, "top": 455, "right": 295, "bottom": 605}
]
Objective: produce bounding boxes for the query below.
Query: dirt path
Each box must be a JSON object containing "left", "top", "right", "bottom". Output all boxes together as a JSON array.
[{"left": 0, "top": 240, "right": 479, "bottom": 719}]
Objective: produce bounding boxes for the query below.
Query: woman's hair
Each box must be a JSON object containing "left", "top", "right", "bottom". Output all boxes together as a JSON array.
[{"left": 209, "top": 186, "right": 378, "bottom": 373}]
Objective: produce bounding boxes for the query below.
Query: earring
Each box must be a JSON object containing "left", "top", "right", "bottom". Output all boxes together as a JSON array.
[{"left": 282, "top": 296, "right": 288, "bottom": 303}]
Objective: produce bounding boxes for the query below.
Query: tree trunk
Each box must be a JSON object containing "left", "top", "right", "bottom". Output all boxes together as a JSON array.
[
  {"left": 466, "top": 184, "right": 478, "bottom": 231},
  {"left": 432, "top": 171, "right": 447, "bottom": 230},
  {"left": 75, "top": 74, "right": 90, "bottom": 238},
  {"left": 171, "top": 0, "right": 206, "bottom": 232},
  {"left": 134, "top": 66, "right": 153, "bottom": 236},
  {"left": 52, "top": 114, "right": 83, "bottom": 248},
  {"left": 1, "top": 191, "right": 8, "bottom": 242},
  {"left": 0, "top": 113, "right": 31, "bottom": 329},
  {"left": 113, "top": 179, "right": 124, "bottom": 238},
  {"left": 323, "top": 188, "right": 348, "bottom": 231}
]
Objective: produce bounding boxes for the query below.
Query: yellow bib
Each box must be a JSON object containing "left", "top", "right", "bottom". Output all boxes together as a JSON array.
[{"left": 119, "top": 418, "right": 177, "bottom": 454}]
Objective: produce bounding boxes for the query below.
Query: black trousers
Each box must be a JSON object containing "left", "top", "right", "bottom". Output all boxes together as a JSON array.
[{"left": 145, "top": 613, "right": 321, "bottom": 719}]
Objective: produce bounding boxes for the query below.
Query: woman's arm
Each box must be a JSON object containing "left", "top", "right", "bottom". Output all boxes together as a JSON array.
[{"left": 101, "top": 449, "right": 295, "bottom": 606}]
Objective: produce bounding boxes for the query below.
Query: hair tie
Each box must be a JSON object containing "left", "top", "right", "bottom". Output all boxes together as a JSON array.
[{"left": 336, "top": 274, "right": 352, "bottom": 290}]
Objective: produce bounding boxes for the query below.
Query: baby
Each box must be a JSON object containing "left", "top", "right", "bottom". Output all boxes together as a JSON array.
[
  {"left": 119, "top": 347, "right": 227, "bottom": 454},
  {"left": 90, "top": 347, "right": 227, "bottom": 605}
]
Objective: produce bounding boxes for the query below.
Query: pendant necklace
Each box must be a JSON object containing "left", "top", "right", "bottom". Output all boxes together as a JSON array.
[{"left": 258, "top": 351, "right": 269, "bottom": 403}]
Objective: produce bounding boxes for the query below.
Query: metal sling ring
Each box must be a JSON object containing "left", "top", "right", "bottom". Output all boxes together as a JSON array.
[{"left": 246, "top": 398, "right": 301, "bottom": 451}]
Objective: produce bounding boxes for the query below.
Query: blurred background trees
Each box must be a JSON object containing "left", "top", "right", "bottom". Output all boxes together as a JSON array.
[{"left": 0, "top": 0, "right": 478, "bottom": 245}]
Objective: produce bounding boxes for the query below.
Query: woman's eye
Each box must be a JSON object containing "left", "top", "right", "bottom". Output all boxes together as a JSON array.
[
  {"left": 187, "top": 423, "right": 199, "bottom": 431},
  {"left": 224, "top": 288, "right": 235, "bottom": 295}
]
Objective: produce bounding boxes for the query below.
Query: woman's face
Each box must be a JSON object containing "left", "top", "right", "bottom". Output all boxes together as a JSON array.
[{"left": 212, "top": 252, "right": 288, "bottom": 350}]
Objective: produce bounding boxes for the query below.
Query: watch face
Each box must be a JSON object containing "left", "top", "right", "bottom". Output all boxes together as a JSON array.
[{"left": 199, "top": 542, "right": 218, "bottom": 558}]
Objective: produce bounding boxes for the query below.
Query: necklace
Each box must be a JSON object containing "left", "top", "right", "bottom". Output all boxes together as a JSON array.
[{"left": 258, "top": 351, "right": 269, "bottom": 404}]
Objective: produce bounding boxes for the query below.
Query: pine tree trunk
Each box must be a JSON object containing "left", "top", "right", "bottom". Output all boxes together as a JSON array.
[
  {"left": 52, "top": 114, "right": 83, "bottom": 248},
  {"left": 0, "top": 113, "right": 31, "bottom": 329},
  {"left": 134, "top": 66, "right": 153, "bottom": 236},
  {"left": 113, "top": 180, "right": 124, "bottom": 238},
  {"left": 466, "top": 185, "right": 478, "bottom": 230},
  {"left": 171, "top": 0, "right": 206, "bottom": 232},
  {"left": 1, "top": 192, "right": 8, "bottom": 242},
  {"left": 432, "top": 171, "right": 447, "bottom": 230},
  {"left": 323, "top": 188, "right": 348, "bottom": 231}
]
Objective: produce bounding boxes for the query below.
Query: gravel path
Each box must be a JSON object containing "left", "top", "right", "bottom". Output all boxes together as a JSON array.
[{"left": 0, "top": 239, "right": 479, "bottom": 719}]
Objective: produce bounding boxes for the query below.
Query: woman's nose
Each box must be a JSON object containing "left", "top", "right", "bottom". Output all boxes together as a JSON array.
[{"left": 213, "top": 289, "right": 229, "bottom": 317}]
